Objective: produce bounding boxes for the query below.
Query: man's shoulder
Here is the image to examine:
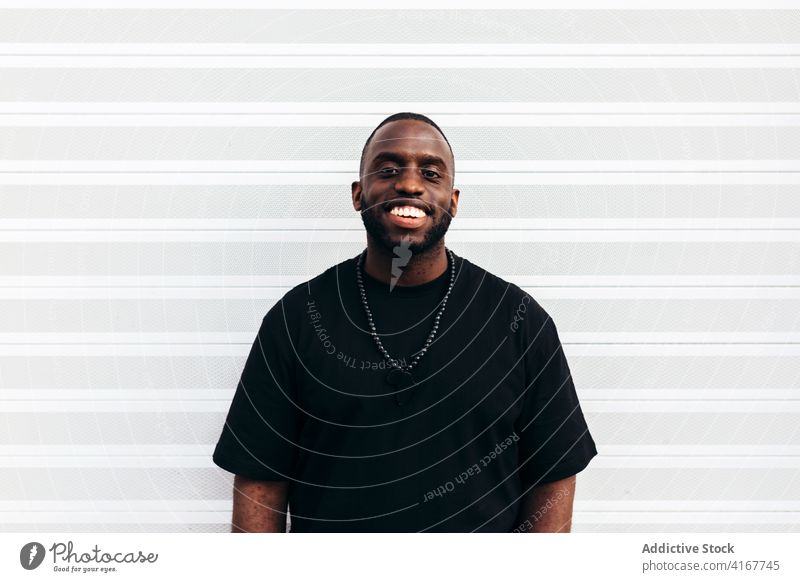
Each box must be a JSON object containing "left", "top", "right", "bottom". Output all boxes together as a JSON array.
[
  {"left": 262, "top": 255, "right": 355, "bottom": 323},
  {"left": 463, "top": 257, "right": 564, "bottom": 358},
  {"left": 461, "top": 254, "right": 550, "bottom": 324}
]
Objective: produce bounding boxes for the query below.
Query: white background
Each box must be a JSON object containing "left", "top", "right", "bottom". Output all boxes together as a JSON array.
[{"left": 0, "top": 0, "right": 798, "bottom": 534}]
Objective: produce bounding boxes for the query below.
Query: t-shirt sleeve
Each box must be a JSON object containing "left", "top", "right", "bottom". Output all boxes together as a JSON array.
[
  {"left": 515, "top": 302, "right": 598, "bottom": 487},
  {"left": 212, "top": 300, "right": 302, "bottom": 481}
]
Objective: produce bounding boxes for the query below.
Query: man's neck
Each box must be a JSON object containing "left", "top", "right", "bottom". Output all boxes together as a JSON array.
[{"left": 362, "top": 239, "right": 448, "bottom": 287}]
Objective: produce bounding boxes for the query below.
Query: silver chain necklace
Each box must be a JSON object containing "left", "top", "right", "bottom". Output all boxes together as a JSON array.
[{"left": 356, "top": 247, "right": 456, "bottom": 405}]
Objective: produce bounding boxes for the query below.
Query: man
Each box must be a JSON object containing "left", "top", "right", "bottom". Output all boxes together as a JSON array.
[{"left": 212, "top": 112, "right": 597, "bottom": 532}]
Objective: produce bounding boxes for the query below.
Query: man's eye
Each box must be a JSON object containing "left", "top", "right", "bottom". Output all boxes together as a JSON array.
[
  {"left": 423, "top": 169, "right": 440, "bottom": 179},
  {"left": 379, "top": 167, "right": 398, "bottom": 175}
]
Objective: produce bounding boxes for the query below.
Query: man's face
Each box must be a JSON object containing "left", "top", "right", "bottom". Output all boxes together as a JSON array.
[{"left": 352, "top": 119, "right": 459, "bottom": 255}]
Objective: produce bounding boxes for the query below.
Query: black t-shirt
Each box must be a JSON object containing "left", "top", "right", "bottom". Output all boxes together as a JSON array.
[{"left": 212, "top": 249, "right": 597, "bottom": 532}]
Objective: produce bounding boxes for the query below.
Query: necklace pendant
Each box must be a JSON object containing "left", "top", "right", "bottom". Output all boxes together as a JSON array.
[
  {"left": 359, "top": 247, "right": 455, "bottom": 408},
  {"left": 385, "top": 367, "right": 416, "bottom": 406}
]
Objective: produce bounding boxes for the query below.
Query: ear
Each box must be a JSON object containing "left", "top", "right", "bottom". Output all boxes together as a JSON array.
[
  {"left": 449, "top": 188, "right": 460, "bottom": 218},
  {"left": 351, "top": 180, "right": 363, "bottom": 211}
]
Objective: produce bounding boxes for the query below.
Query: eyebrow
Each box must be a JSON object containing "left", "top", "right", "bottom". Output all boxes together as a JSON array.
[{"left": 368, "top": 151, "right": 449, "bottom": 170}]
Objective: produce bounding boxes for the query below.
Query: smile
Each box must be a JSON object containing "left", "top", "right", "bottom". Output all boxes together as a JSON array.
[{"left": 385, "top": 205, "right": 429, "bottom": 229}]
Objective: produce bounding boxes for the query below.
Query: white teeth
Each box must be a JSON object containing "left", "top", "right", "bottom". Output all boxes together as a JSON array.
[{"left": 389, "top": 206, "right": 426, "bottom": 218}]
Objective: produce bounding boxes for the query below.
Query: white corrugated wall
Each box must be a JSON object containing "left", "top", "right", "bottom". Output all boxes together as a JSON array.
[{"left": 0, "top": 5, "right": 798, "bottom": 532}]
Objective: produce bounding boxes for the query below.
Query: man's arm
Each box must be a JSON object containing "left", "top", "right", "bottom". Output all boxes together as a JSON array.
[
  {"left": 230, "top": 475, "right": 290, "bottom": 533},
  {"left": 514, "top": 474, "right": 576, "bottom": 533}
]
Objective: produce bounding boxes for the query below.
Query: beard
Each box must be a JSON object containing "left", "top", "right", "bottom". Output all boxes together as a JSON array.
[{"left": 360, "top": 196, "right": 454, "bottom": 255}]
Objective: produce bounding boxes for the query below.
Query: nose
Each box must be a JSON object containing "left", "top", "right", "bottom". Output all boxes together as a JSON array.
[{"left": 393, "top": 167, "right": 425, "bottom": 196}]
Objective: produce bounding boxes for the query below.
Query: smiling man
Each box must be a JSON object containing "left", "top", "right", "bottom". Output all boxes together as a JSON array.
[{"left": 212, "top": 112, "right": 598, "bottom": 533}]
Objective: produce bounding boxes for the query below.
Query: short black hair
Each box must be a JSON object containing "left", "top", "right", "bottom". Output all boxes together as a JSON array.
[{"left": 359, "top": 112, "right": 453, "bottom": 178}]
